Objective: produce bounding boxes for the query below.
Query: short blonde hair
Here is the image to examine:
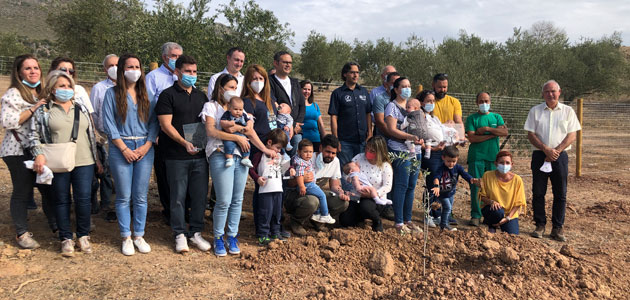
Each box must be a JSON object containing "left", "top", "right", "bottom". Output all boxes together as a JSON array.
[{"left": 42, "top": 70, "right": 75, "bottom": 102}]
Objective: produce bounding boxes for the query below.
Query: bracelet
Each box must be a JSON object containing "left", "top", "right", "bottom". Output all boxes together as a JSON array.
[
  {"left": 29, "top": 108, "right": 34, "bottom": 114},
  {"left": 121, "top": 148, "right": 129, "bottom": 153}
]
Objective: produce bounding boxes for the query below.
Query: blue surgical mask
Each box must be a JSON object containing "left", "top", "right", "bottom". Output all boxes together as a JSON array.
[
  {"left": 22, "top": 79, "right": 40, "bottom": 88},
  {"left": 497, "top": 163, "right": 511, "bottom": 174},
  {"left": 168, "top": 58, "right": 176, "bottom": 70},
  {"left": 55, "top": 89, "right": 74, "bottom": 102},
  {"left": 180, "top": 74, "right": 197, "bottom": 87},
  {"left": 423, "top": 103, "right": 435, "bottom": 113},
  {"left": 400, "top": 87, "right": 412, "bottom": 99},
  {"left": 479, "top": 103, "right": 490, "bottom": 113}
]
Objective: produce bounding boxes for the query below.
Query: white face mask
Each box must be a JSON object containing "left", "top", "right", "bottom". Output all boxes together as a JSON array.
[
  {"left": 223, "top": 90, "right": 239, "bottom": 101},
  {"left": 124, "top": 70, "right": 141, "bottom": 83},
  {"left": 250, "top": 80, "right": 264, "bottom": 94},
  {"left": 107, "top": 66, "right": 117, "bottom": 80}
]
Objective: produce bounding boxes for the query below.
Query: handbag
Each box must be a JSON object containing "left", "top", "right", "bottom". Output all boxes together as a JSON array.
[{"left": 42, "top": 104, "right": 80, "bottom": 173}]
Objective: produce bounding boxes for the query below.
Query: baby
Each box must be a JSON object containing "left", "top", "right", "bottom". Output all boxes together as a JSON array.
[
  {"left": 400, "top": 98, "right": 428, "bottom": 154},
  {"left": 276, "top": 103, "right": 294, "bottom": 151},
  {"left": 220, "top": 97, "right": 253, "bottom": 168},
  {"left": 342, "top": 162, "right": 392, "bottom": 205}
]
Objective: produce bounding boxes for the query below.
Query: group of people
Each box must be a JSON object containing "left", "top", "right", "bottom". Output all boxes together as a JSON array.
[{"left": 0, "top": 41, "right": 581, "bottom": 257}]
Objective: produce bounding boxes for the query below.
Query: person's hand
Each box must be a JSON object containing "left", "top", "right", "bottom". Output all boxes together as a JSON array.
[
  {"left": 155, "top": 136, "right": 159, "bottom": 145},
  {"left": 33, "top": 99, "right": 47, "bottom": 110},
  {"left": 264, "top": 148, "right": 278, "bottom": 159},
  {"left": 339, "top": 191, "right": 350, "bottom": 201},
  {"left": 436, "top": 141, "right": 446, "bottom": 151},
  {"left": 431, "top": 186, "right": 440, "bottom": 196},
  {"left": 122, "top": 147, "right": 140, "bottom": 163},
  {"left": 294, "top": 123, "right": 302, "bottom": 134},
  {"left": 413, "top": 137, "right": 424, "bottom": 145},
  {"left": 257, "top": 177, "right": 267, "bottom": 186},
  {"left": 475, "top": 126, "right": 489, "bottom": 135},
  {"left": 289, "top": 168, "right": 296, "bottom": 177},
  {"left": 96, "top": 160, "right": 104, "bottom": 174},
  {"left": 543, "top": 146, "right": 559, "bottom": 161},
  {"left": 33, "top": 154, "right": 46, "bottom": 174},
  {"left": 490, "top": 200, "right": 502, "bottom": 211},
  {"left": 184, "top": 141, "right": 199, "bottom": 155},
  {"left": 299, "top": 185, "right": 306, "bottom": 196},
  {"left": 235, "top": 135, "right": 250, "bottom": 153},
  {"left": 498, "top": 217, "right": 509, "bottom": 225},
  {"left": 304, "top": 171, "right": 314, "bottom": 183},
  {"left": 133, "top": 143, "right": 151, "bottom": 160},
  {"left": 471, "top": 178, "right": 481, "bottom": 187}
]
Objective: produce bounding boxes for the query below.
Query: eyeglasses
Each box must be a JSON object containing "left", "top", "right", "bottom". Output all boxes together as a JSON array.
[
  {"left": 59, "top": 67, "right": 75, "bottom": 75},
  {"left": 280, "top": 61, "right": 293, "bottom": 65}
]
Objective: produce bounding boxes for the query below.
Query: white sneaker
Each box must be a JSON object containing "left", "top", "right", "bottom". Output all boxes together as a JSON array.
[
  {"left": 133, "top": 237, "right": 151, "bottom": 254},
  {"left": 122, "top": 238, "right": 135, "bottom": 256},
  {"left": 318, "top": 214, "right": 336, "bottom": 224},
  {"left": 311, "top": 214, "right": 321, "bottom": 222},
  {"left": 225, "top": 158, "right": 234, "bottom": 167},
  {"left": 425, "top": 217, "right": 437, "bottom": 228},
  {"left": 175, "top": 233, "right": 189, "bottom": 253},
  {"left": 189, "top": 232, "right": 211, "bottom": 252}
]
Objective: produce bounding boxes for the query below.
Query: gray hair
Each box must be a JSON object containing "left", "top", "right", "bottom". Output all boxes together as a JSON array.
[
  {"left": 161, "top": 42, "right": 183, "bottom": 56},
  {"left": 542, "top": 80, "right": 561, "bottom": 93},
  {"left": 102, "top": 54, "right": 118, "bottom": 68}
]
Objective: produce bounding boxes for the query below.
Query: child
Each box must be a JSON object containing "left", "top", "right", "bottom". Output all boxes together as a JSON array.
[
  {"left": 400, "top": 98, "right": 428, "bottom": 154},
  {"left": 342, "top": 162, "right": 392, "bottom": 205},
  {"left": 248, "top": 129, "right": 293, "bottom": 245},
  {"left": 431, "top": 146, "right": 480, "bottom": 231},
  {"left": 292, "top": 139, "right": 335, "bottom": 224},
  {"left": 220, "top": 97, "right": 253, "bottom": 168},
  {"left": 276, "top": 103, "right": 294, "bottom": 151}
]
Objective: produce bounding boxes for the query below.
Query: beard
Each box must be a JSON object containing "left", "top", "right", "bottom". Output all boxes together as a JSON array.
[
  {"left": 435, "top": 92, "right": 447, "bottom": 99},
  {"left": 322, "top": 156, "right": 334, "bottom": 164}
]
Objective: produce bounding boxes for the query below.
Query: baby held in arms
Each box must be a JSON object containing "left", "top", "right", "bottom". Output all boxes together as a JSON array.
[
  {"left": 400, "top": 98, "right": 427, "bottom": 154},
  {"left": 276, "top": 103, "right": 294, "bottom": 151},
  {"left": 343, "top": 162, "right": 392, "bottom": 205}
]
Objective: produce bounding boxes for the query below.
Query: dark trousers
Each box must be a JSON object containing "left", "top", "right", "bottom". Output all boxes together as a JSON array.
[
  {"left": 255, "top": 192, "right": 282, "bottom": 238},
  {"left": 53, "top": 164, "right": 95, "bottom": 240},
  {"left": 165, "top": 158, "right": 208, "bottom": 237},
  {"left": 154, "top": 144, "right": 170, "bottom": 216},
  {"left": 91, "top": 167, "right": 113, "bottom": 212},
  {"left": 481, "top": 206, "right": 519, "bottom": 234},
  {"left": 284, "top": 189, "right": 349, "bottom": 225},
  {"left": 3, "top": 156, "right": 56, "bottom": 236},
  {"left": 531, "top": 150, "right": 568, "bottom": 228},
  {"left": 339, "top": 198, "right": 382, "bottom": 229}
]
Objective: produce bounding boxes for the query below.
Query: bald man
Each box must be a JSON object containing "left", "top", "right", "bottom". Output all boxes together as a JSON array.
[{"left": 369, "top": 65, "right": 396, "bottom": 104}]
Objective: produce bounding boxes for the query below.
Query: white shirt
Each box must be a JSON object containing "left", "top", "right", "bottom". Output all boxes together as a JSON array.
[
  {"left": 145, "top": 64, "right": 178, "bottom": 104},
  {"left": 425, "top": 113, "right": 444, "bottom": 143},
  {"left": 351, "top": 153, "right": 393, "bottom": 199},
  {"left": 311, "top": 153, "right": 341, "bottom": 180},
  {"left": 258, "top": 154, "right": 290, "bottom": 193},
  {"left": 274, "top": 74, "right": 292, "bottom": 104},
  {"left": 200, "top": 101, "right": 242, "bottom": 158},
  {"left": 524, "top": 101, "right": 581, "bottom": 150},
  {"left": 74, "top": 85, "right": 94, "bottom": 114},
  {"left": 89, "top": 78, "right": 115, "bottom": 132},
  {"left": 206, "top": 68, "right": 244, "bottom": 99}
]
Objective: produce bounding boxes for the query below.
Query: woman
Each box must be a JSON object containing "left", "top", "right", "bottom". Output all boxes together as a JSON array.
[
  {"left": 241, "top": 64, "right": 277, "bottom": 146},
  {"left": 48, "top": 57, "right": 94, "bottom": 114},
  {"left": 339, "top": 136, "right": 392, "bottom": 232},
  {"left": 201, "top": 74, "right": 274, "bottom": 257},
  {"left": 479, "top": 151, "right": 526, "bottom": 234},
  {"left": 300, "top": 80, "right": 326, "bottom": 151},
  {"left": 0, "top": 54, "right": 56, "bottom": 249},
  {"left": 385, "top": 77, "right": 424, "bottom": 234},
  {"left": 102, "top": 54, "right": 158, "bottom": 255},
  {"left": 30, "top": 70, "right": 101, "bottom": 257}
]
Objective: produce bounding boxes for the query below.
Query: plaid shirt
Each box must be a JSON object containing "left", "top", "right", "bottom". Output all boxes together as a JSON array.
[{"left": 291, "top": 155, "right": 312, "bottom": 177}]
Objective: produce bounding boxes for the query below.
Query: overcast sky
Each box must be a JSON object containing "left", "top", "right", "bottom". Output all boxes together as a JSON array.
[{"left": 155, "top": 0, "right": 630, "bottom": 51}]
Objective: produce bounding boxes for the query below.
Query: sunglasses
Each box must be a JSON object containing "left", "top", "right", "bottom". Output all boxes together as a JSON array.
[{"left": 59, "top": 67, "right": 75, "bottom": 75}]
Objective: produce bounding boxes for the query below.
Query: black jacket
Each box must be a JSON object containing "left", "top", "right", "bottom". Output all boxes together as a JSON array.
[{"left": 269, "top": 75, "right": 305, "bottom": 125}]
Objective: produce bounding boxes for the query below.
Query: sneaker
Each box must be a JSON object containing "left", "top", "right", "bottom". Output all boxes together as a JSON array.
[
  {"left": 189, "top": 232, "right": 211, "bottom": 252},
  {"left": 286, "top": 143, "right": 293, "bottom": 151},
  {"left": 175, "top": 234, "right": 189, "bottom": 253},
  {"left": 61, "top": 239, "right": 75, "bottom": 257},
  {"left": 16, "top": 232, "right": 40, "bottom": 249},
  {"left": 133, "top": 237, "right": 151, "bottom": 254},
  {"left": 78, "top": 236, "right": 92, "bottom": 253},
  {"left": 311, "top": 214, "right": 321, "bottom": 222},
  {"left": 318, "top": 214, "right": 336, "bottom": 224},
  {"left": 395, "top": 224, "right": 412, "bottom": 234},
  {"left": 240, "top": 158, "right": 254, "bottom": 168},
  {"left": 531, "top": 225, "right": 545, "bottom": 238},
  {"left": 550, "top": 227, "right": 567, "bottom": 242},
  {"left": 372, "top": 219, "right": 383, "bottom": 232},
  {"left": 280, "top": 230, "right": 291, "bottom": 239},
  {"left": 258, "top": 236, "right": 272, "bottom": 245},
  {"left": 448, "top": 215, "right": 458, "bottom": 225},
  {"left": 106, "top": 211, "right": 117, "bottom": 223},
  {"left": 122, "top": 238, "right": 135, "bottom": 256},
  {"left": 406, "top": 221, "right": 423, "bottom": 233},
  {"left": 225, "top": 158, "right": 234, "bottom": 167},
  {"left": 468, "top": 218, "right": 480, "bottom": 227},
  {"left": 289, "top": 221, "right": 307, "bottom": 236},
  {"left": 214, "top": 236, "right": 227, "bottom": 257},
  {"left": 488, "top": 227, "right": 497, "bottom": 234},
  {"left": 227, "top": 235, "right": 240, "bottom": 255},
  {"left": 440, "top": 224, "right": 458, "bottom": 232},
  {"left": 270, "top": 234, "right": 287, "bottom": 242},
  {"left": 425, "top": 217, "right": 437, "bottom": 228}
]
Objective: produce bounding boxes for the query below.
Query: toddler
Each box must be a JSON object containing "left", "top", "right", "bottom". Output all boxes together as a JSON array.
[
  {"left": 400, "top": 98, "right": 428, "bottom": 154},
  {"left": 342, "top": 162, "right": 392, "bottom": 205},
  {"left": 220, "top": 97, "right": 253, "bottom": 168},
  {"left": 292, "top": 139, "right": 335, "bottom": 224},
  {"left": 276, "top": 103, "right": 294, "bottom": 151}
]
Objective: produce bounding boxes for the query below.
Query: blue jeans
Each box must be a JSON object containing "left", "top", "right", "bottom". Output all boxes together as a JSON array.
[
  {"left": 391, "top": 150, "right": 421, "bottom": 224},
  {"left": 288, "top": 133, "right": 302, "bottom": 157},
  {"left": 422, "top": 149, "right": 443, "bottom": 217},
  {"left": 53, "top": 164, "right": 94, "bottom": 240},
  {"left": 109, "top": 138, "right": 154, "bottom": 238},
  {"left": 223, "top": 132, "right": 249, "bottom": 158},
  {"left": 338, "top": 140, "right": 365, "bottom": 167},
  {"left": 439, "top": 195, "right": 454, "bottom": 228},
  {"left": 305, "top": 181, "right": 328, "bottom": 216},
  {"left": 482, "top": 206, "right": 519, "bottom": 234},
  {"left": 208, "top": 151, "right": 248, "bottom": 237},
  {"left": 165, "top": 158, "right": 209, "bottom": 237}
]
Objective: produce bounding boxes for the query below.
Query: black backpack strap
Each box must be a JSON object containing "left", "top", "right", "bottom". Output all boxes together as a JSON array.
[{"left": 70, "top": 103, "right": 80, "bottom": 142}]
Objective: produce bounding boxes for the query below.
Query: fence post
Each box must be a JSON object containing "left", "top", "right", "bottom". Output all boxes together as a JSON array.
[{"left": 576, "top": 98, "right": 583, "bottom": 177}]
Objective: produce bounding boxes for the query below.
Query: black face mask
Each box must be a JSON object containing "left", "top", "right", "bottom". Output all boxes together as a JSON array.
[{"left": 435, "top": 91, "right": 447, "bottom": 99}]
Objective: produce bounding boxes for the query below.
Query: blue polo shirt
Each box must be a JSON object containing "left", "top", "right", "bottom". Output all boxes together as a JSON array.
[{"left": 328, "top": 83, "right": 372, "bottom": 143}]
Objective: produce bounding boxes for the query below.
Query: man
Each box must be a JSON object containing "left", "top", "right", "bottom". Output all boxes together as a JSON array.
[
  {"left": 432, "top": 73, "right": 463, "bottom": 124},
  {"left": 284, "top": 134, "right": 350, "bottom": 235},
  {"left": 145, "top": 42, "right": 183, "bottom": 222},
  {"left": 89, "top": 54, "right": 118, "bottom": 222},
  {"left": 369, "top": 65, "right": 396, "bottom": 103},
  {"left": 328, "top": 62, "right": 372, "bottom": 166},
  {"left": 269, "top": 51, "right": 305, "bottom": 154},
  {"left": 372, "top": 71, "right": 400, "bottom": 137},
  {"left": 207, "top": 47, "right": 245, "bottom": 98},
  {"left": 155, "top": 55, "right": 210, "bottom": 253},
  {"left": 524, "top": 80, "right": 580, "bottom": 242},
  {"left": 465, "top": 92, "right": 508, "bottom": 226}
]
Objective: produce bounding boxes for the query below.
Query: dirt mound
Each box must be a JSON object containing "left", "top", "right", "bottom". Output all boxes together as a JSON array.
[
  {"left": 237, "top": 228, "right": 625, "bottom": 299},
  {"left": 584, "top": 200, "right": 630, "bottom": 216}
]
